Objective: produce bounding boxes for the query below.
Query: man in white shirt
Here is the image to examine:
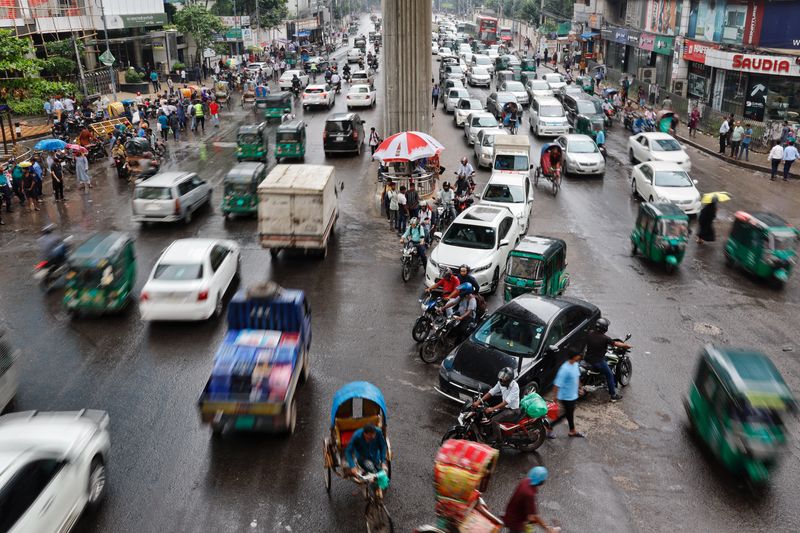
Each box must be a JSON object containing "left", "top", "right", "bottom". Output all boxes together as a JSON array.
[
  {"left": 718, "top": 118, "right": 730, "bottom": 154},
  {"left": 768, "top": 141, "right": 784, "bottom": 181},
  {"left": 396, "top": 185, "right": 408, "bottom": 234},
  {"left": 781, "top": 141, "right": 798, "bottom": 181},
  {"left": 474, "top": 367, "right": 521, "bottom": 444}
]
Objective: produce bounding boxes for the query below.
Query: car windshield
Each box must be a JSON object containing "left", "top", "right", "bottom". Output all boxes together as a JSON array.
[
  {"left": 505, "top": 81, "right": 524, "bottom": 91},
  {"left": 69, "top": 267, "right": 104, "bottom": 286},
  {"left": 325, "top": 121, "right": 351, "bottom": 133},
  {"left": 473, "top": 312, "right": 545, "bottom": 356},
  {"left": 654, "top": 170, "right": 692, "bottom": 187},
  {"left": 449, "top": 66, "right": 463, "bottom": 74},
  {"left": 507, "top": 255, "right": 544, "bottom": 279},
  {"left": 475, "top": 56, "right": 491, "bottom": 65},
  {"left": 482, "top": 134, "right": 499, "bottom": 147},
  {"left": 473, "top": 116, "right": 498, "bottom": 127},
  {"left": 154, "top": 263, "right": 203, "bottom": 281},
  {"left": 530, "top": 81, "right": 549, "bottom": 90},
  {"left": 442, "top": 223, "right": 496, "bottom": 249},
  {"left": 771, "top": 231, "right": 799, "bottom": 251},
  {"left": 472, "top": 67, "right": 489, "bottom": 76},
  {"left": 238, "top": 133, "right": 260, "bottom": 144},
  {"left": 483, "top": 183, "right": 525, "bottom": 202},
  {"left": 224, "top": 182, "right": 253, "bottom": 195},
  {"left": 493, "top": 155, "right": 529, "bottom": 172},
  {"left": 305, "top": 88, "right": 324, "bottom": 94},
  {"left": 569, "top": 140, "right": 598, "bottom": 153},
  {"left": 540, "top": 105, "right": 563, "bottom": 117},
  {"left": 651, "top": 138, "right": 682, "bottom": 151},
  {"left": 545, "top": 74, "right": 562, "bottom": 83},
  {"left": 660, "top": 219, "right": 689, "bottom": 237},
  {"left": 135, "top": 187, "right": 172, "bottom": 200},
  {"left": 277, "top": 131, "right": 300, "bottom": 142},
  {"left": 576, "top": 100, "right": 602, "bottom": 114},
  {"left": 498, "top": 95, "right": 516, "bottom": 104},
  {"left": 354, "top": 86, "right": 370, "bottom": 93}
]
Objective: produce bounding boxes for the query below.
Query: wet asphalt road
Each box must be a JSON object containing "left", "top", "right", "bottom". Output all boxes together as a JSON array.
[{"left": 2, "top": 17, "right": 800, "bottom": 533}]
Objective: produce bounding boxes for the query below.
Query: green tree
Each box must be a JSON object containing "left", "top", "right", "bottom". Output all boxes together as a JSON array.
[
  {"left": 210, "top": 0, "right": 287, "bottom": 29},
  {"left": 0, "top": 29, "right": 42, "bottom": 77},
  {"left": 174, "top": 5, "right": 225, "bottom": 64}
]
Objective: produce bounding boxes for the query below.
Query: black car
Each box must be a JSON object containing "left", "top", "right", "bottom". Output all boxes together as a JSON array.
[
  {"left": 323, "top": 112, "right": 366, "bottom": 156},
  {"left": 563, "top": 94, "right": 606, "bottom": 130},
  {"left": 437, "top": 294, "right": 600, "bottom": 402}
]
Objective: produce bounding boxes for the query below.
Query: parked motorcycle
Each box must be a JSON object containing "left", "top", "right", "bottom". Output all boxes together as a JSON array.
[
  {"left": 441, "top": 395, "right": 548, "bottom": 452},
  {"left": 401, "top": 239, "right": 425, "bottom": 282},
  {"left": 412, "top": 291, "right": 446, "bottom": 342},
  {"left": 579, "top": 334, "right": 633, "bottom": 397}
]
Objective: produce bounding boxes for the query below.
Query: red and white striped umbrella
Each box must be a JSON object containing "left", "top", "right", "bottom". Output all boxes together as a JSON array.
[{"left": 372, "top": 131, "right": 445, "bottom": 163}]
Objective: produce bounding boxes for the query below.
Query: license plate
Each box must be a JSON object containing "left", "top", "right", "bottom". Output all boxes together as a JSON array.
[
  {"left": 234, "top": 415, "right": 255, "bottom": 429},
  {"left": 459, "top": 392, "right": 472, "bottom": 402},
  {"left": 336, "top": 135, "right": 344, "bottom": 141},
  {"left": 146, "top": 204, "right": 161, "bottom": 211}
]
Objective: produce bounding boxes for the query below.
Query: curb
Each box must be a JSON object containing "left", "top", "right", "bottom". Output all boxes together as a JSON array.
[{"left": 676, "top": 133, "right": 798, "bottom": 180}]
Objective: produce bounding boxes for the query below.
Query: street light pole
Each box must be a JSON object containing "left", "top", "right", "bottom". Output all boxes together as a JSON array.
[{"left": 96, "top": 0, "right": 117, "bottom": 101}]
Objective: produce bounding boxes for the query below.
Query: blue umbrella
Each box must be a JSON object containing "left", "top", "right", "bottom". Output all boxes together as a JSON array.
[
  {"left": 34, "top": 138, "right": 67, "bottom": 151},
  {"left": 121, "top": 99, "right": 135, "bottom": 105}
]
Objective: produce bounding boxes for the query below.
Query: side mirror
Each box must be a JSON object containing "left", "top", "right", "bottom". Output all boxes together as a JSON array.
[
  {"left": 547, "top": 344, "right": 558, "bottom": 353},
  {"left": 529, "top": 164, "right": 534, "bottom": 169},
  {"left": 693, "top": 179, "right": 698, "bottom": 185},
  {"left": 433, "top": 231, "right": 443, "bottom": 240},
  {"left": 624, "top": 333, "right": 632, "bottom": 341},
  {"left": 499, "top": 239, "right": 510, "bottom": 247}
]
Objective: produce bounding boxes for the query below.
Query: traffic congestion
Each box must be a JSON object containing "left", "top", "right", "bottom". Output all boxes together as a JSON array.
[{"left": 0, "top": 6, "right": 798, "bottom": 533}]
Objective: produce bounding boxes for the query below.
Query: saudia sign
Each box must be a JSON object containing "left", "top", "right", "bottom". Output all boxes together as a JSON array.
[{"left": 732, "top": 54, "right": 791, "bottom": 74}]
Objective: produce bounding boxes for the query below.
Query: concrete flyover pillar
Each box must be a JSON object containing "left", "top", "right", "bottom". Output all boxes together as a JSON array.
[{"left": 382, "top": 0, "right": 432, "bottom": 135}]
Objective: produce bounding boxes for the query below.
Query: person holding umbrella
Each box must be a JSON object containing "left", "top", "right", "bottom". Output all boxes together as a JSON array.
[{"left": 697, "top": 195, "right": 721, "bottom": 244}]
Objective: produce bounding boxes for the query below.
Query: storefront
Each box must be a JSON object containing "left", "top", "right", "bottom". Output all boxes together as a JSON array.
[
  {"left": 682, "top": 39, "right": 720, "bottom": 103},
  {"left": 601, "top": 27, "right": 640, "bottom": 75},
  {"left": 705, "top": 50, "right": 800, "bottom": 121},
  {"left": 639, "top": 33, "right": 674, "bottom": 89}
]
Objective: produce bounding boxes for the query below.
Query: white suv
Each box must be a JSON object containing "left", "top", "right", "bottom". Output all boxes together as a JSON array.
[
  {"left": 302, "top": 84, "right": 335, "bottom": 110},
  {"left": 426, "top": 205, "right": 520, "bottom": 294},
  {"left": 0, "top": 410, "right": 111, "bottom": 533}
]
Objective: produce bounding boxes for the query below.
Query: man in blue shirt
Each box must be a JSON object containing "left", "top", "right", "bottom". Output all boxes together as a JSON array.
[
  {"left": 547, "top": 353, "right": 584, "bottom": 438},
  {"left": 400, "top": 217, "right": 427, "bottom": 266},
  {"left": 345, "top": 424, "right": 388, "bottom": 475}
]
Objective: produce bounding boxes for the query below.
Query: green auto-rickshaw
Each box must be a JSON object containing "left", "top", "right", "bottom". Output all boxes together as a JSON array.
[
  {"left": 63, "top": 232, "right": 136, "bottom": 316},
  {"left": 222, "top": 161, "right": 267, "bottom": 218},
  {"left": 264, "top": 92, "right": 293, "bottom": 121},
  {"left": 237, "top": 123, "right": 268, "bottom": 162},
  {"left": 630, "top": 202, "right": 689, "bottom": 273},
  {"left": 684, "top": 345, "right": 796, "bottom": 484},
  {"left": 576, "top": 75, "right": 595, "bottom": 94},
  {"left": 724, "top": 211, "right": 799, "bottom": 288},
  {"left": 509, "top": 66, "right": 523, "bottom": 82},
  {"left": 503, "top": 236, "right": 569, "bottom": 301},
  {"left": 520, "top": 58, "right": 537, "bottom": 73},
  {"left": 574, "top": 114, "right": 597, "bottom": 141},
  {"left": 275, "top": 120, "right": 306, "bottom": 162}
]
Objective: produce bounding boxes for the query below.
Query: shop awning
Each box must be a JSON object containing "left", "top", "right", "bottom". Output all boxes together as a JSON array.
[{"left": 580, "top": 32, "right": 600, "bottom": 40}]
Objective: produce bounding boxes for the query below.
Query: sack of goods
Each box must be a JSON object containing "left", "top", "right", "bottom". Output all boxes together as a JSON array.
[
  {"left": 520, "top": 392, "right": 548, "bottom": 418},
  {"left": 208, "top": 329, "right": 300, "bottom": 402}
]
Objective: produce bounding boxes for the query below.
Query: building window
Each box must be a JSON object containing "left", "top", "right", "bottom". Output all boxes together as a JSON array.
[{"left": 753, "top": 75, "right": 800, "bottom": 122}]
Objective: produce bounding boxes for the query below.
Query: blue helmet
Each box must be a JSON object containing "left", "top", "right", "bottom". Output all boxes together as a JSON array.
[
  {"left": 456, "top": 282, "right": 473, "bottom": 295},
  {"left": 528, "top": 466, "right": 548, "bottom": 486}
]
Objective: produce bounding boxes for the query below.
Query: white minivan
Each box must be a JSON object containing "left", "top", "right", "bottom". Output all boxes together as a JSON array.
[
  {"left": 132, "top": 171, "right": 212, "bottom": 224},
  {"left": 529, "top": 96, "right": 569, "bottom": 137}
]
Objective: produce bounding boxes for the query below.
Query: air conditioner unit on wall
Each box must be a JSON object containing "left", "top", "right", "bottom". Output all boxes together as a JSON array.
[
  {"left": 672, "top": 80, "right": 687, "bottom": 97},
  {"left": 638, "top": 67, "right": 656, "bottom": 84}
]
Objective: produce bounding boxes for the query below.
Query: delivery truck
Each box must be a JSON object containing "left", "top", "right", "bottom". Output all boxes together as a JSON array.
[{"left": 258, "top": 164, "right": 338, "bottom": 258}]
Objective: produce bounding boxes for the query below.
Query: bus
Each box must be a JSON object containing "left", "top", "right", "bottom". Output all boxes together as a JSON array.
[
  {"left": 499, "top": 26, "right": 513, "bottom": 43},
  {"left": 476, "top": 15, "right": 498, "bottom": 44},
  {"left": 458, "top": 21, "right": 477, "bottom": 37}
]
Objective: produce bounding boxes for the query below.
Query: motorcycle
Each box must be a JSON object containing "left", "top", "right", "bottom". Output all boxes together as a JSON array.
[
  {"left": 441, "top": 395, "right": 548, "bottom": 452},
  {"left": 419, "top": 306, "right": 485, "bottom": 364},
  {"left": 579, "top": 334, "right": 633, "bottom": 397},
  {"left": 412, "top": 291, "right": 446, "bottom": 342},
  {"left": 435, "top": 200, "right": 454, "bottom": 232},
  {"left": 33, "top": 236, "right": 73, "bottom": 291},
  {"left": 401, "top": 239, "right": 425, "bottom": 282},
  {"left": 454, "top": 192, "right": 473, "bottom": 214},
  {"left": 334, "top": 80, "right": 341, "bottom": 94},
  {"left": 113, "top": 153, "right": 129, "bottom": 180},
  {"left": 603, "top": 107, "right": 615, "bottom": 128},
  {"left": 87, "top": 142, "right": 108, "bottom": 163}
]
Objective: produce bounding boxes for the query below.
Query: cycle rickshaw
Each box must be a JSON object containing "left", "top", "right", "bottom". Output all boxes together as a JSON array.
[{"left": 534, "top": 143, "right": 564, "bottom": 196}]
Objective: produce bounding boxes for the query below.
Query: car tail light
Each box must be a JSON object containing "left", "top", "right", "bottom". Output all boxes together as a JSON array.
[
  {"left": 140, "top": 291, "right": 149, "bottom": 301},
  {"left": 322, "top": 92, "right": 327, "bottom": 98},
  {"left": 352, "top": 129, "right": 359, "bottom": 140},
  {"left": 175, "top": 199, "right": 181, "bottom": 215},
  {"left": 198, "top": 290, "right": 209, "bottom": 301},
  {"left": 323, "top": 130, "right": 328, "bottom": 140}
]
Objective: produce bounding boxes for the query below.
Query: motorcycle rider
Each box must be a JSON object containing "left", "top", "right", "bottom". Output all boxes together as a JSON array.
[
  {"left": 473, "top": 367, "right": 521, "bottom": 445},
  {"left": 436, "top": 181, "right": 456, "bottom": 223},
  {"left": 426, "top": 267, "right": 461, "bottom": 296},
  {"left": 443, "top": 282, "right": 477, "bottom": 342},
  {"left": 330, "top": 70, "right": 341, "bottom": 93},
  {"left": 37, "top": 224, "right": 67, "bottom": 272},
  {"left": 400, "top": 217, "right": 427, "bottom": 267},
  {"left": 584, "top": 318, "right": 630, "bottom": 401},
  {"left": 342, "top": 63, "right": 351, "bottom": 82},
  {"left": 291, "top": 74, "right": 301, "bottom": 95},
  {"left": 456, "top": 264, "right": 480, "bottom": 297}
]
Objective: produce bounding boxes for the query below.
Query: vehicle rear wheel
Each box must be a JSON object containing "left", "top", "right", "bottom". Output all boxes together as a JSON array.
[
  {"left": 488, "top": 267, "right": 500, "bottom": 295},
  {"left": 285, "top": 399, "right": 297, "bottom": 435},
  {"left": 630, "top": 241, "right": 637, "bottom": 256},
  {"left": 552, "top": 176, "right": 560, "bottom": 197},
  {"left": 412, "top": 317, "right": 431, "bottom": 342},
  {"left": 631, "top": 178, "right": 638, "bottom": 198},
  {"left": 87, "top": 457, "right": 107, "bottom": 509},
  {"left": 519, "top": 420, "right": 547, "bottom": 452},
  {"left": 300, "top": 351, "right": 310, "bottom": 383},
  {"left": 533, "top": 168, "right": 539, "bottom": 186},
  {"left": 629, "top": 149, "right": 636, "bottom": 164},
  {"left": 184, "top": 210, "right": 192, "bottom": 224},
  {"left": 521, "top": 380, "right": 539, "bottom": 396},
  {"left": 213, "top": 295, "right": 223, "bottom": 318},
  {"left": 441, "top": 427, "right": 468, "bottom": 445},
  {"left": 324, "top": 465, "right": 332, "bottom": 493},
  {"left": 617, "top": 359, "right": 632, "bottom": 386}
]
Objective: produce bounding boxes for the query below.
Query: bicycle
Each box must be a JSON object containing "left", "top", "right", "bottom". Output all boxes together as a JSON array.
[{"left": 355, "top": 471, "right": 394, "bottom": 533}]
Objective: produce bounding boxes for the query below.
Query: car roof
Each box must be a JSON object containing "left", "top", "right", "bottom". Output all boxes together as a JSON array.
[
  {"left": 499, "top": 294, "right": 597, "bottom": 324},
  {"left": 455, "top": 205, "right": 512, "bottom": 226},
  {"left": 70, "top": 232, "right": 131, "bottom": 265},
  {"left": 161, "top": 238, "right": 221, "bottom": 263},
  {"left": 703, "top": 345, "right": 795, "bottom": 407},
  {"left": 513, "top": 235, "right": 566, "bottom": 257},
  {"left": 534, "top": 96, "right": 561, "bottom": 104},
  {"left": 478, "top": 128, "right": 507, "bottom": 138},
  {"left": 735, "top": 211, "right": 791, "bottom": 230},
  {"left": 227, "top": 161, "right": 265, "bottom": 178},
  {"left": 305, "top": 84, "right": 329, "bottom": 89},
  {"left": 642, "top": 161, "right": 688, "bottom": 171},
  {"left": 277, "top": 119, "right": 305, "bottom": 131},
  {"left": 496, "top": 92, "right": 518, "bottom": 100},
  {"left": 639, "top": 132, "right": 677, "bottom": 140},
  {"left": 238, "top": 122, "right": 266, "bottom": 134},
  {"left": 643, "top": 201, "right": 688, "bottom": 218},
  {"left": 137, "top": 171, "right": 194, "bottom": 187},
  {"left": 561, "top": 134, "right": 593, "bottom": 143},
  {"left": 467, "top": 111, "right": 494, "bottom": 119},
  {"left": 487, "top": 172, "right": 528, "bottom": 186},
  {"left": 326, "top": 112, "right": 359, "bottom": 121}
]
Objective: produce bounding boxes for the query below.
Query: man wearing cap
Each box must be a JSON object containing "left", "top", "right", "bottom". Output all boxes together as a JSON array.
[
  {"left": 345, "top": 424, "right": 388, "bottom": 476},
  {"left": 503, "top": 467, "right": 559, "bottom": 533}
]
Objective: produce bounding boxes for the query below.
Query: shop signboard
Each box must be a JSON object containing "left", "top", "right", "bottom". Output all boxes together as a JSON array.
[
  {"left": 683, "top": 39, "right": 720, "bottom": 64},
  {"left": 103, "top": 13, "right": 168, "bottom": 29},
  {"left": 742, "top": 0, "right": 765, "bottom": 47},
  {"left": 653, "top": 35, "right": 674, "bottom": 55},
  {"left": 705, "top": 49, "right": 800, "bottom": 78},
  {"left": 220, "top": 16, "right": 250, "bottom": 27},
  {"left": 640, "top": 33, "right": 655, "bottom": 52},
  {"left": 757, "top": 0, "right": 800, "bottom": 50},
  {"left": 744, "top": 79, "right": 767, "bottom": 122},
  {"left": 645, "top": 0, "right": 680, "bottom": 35},
  {"left": 626, "top": 30, "right": 640, "bottom": 46}
]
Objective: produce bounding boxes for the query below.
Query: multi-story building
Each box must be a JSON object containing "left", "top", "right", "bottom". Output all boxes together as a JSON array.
[{"left": 575, "top": 0, "right": 799, "bottom": 123}]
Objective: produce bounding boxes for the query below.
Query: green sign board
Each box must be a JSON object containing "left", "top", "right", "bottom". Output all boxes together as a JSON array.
[
  {"left": 120, "top": 13, "right": 168, "bottom": 28},
  {"left": 653, "top": 35, "right": 674, "bottom": 55},
  {"left": 557, "top": 22, "right": 571, "bottom": 36},
  {"left": 225, "top": 28, "right": 243, "bottom": 40}
]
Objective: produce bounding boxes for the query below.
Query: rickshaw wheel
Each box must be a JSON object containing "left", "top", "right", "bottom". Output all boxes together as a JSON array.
[
  {"left": 324, "top": 465, "right": 332, "bottom": 493},
  {"left": 551, "top": 178, "right": 559, "bottom": 197},
  {"left": 386, "top": 459, "right": 392, "bottom": 480},
  {"left": 286, "top": 399, "right": 297, "bottom": 435},
  {"left": 365, "top": 501, "right": 394, "bottom": 533},
  {"left": 300, "top": 350, "right": 310, "bottom": 383}
]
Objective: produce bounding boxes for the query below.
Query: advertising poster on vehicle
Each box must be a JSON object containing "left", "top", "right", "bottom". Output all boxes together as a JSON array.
[{"left": 646, "top": 0, "right": 681, "bottom": 35}]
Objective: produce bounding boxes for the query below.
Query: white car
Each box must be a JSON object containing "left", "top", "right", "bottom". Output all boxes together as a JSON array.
[
  {"left": 347, "top": 48, "right": 363, "bottom": 63},
  {"left": 526, "top": 79, "right": 553, "bottom": 100},
  {"left": 278, "top": 69, "right": 309, "bottom": 90},
  {"left": 628, "top": 132, "right": 692, "bottom": 171},
  {"left": 432, "top": 42, "right": 439, "bottom": 55},
  {"left": 542, "top": 73, "right": 566, "bottom": 91},
  {"left": 0, "top": 410, "right": 110, "bottom": 533},
  {"left": 140, "top": 238, "right": 240, "bottom": 321},
  {"left": 454, "top": 98, "right": 484, "bottom": 127},
  {"left": 444, "top": 87, "right": 470, "bottom": 113},
  {"left": 302, "top": 84, "right": 335, "bottom": 109},
  {"left": 426, "top": 205, "right": 520, "bottom": 294},
  {"left": 0, "top": 333, "right": 18, "bottom": 413},
  {"left": 474, "top": 128, "right": 509, "bottom": 169},
  {"left": 486, "top": 46, "right": 500, "bottom": 59},
  {"left": 460, "top": 52, "right": 474, "bottom": 67},
  {"left": 501, "top": 54, "right": 521, "bottom": 67},
  {"left": 351, "top": 69, "right": 374, "bottom": 87},
  {"left": 467, "top": 66, "right": 491, "bottom": 87},
  {"left": 478, "top": 173, "right": 533, "bottom": 233},
  {"left": 499, "top": 80, "right": 529, "bottom": 106},
  {"left": 555, "top": 134, "right": 606, "bottom": 176},
  {"left": 438, "top": 47, "right": 454, "bottom": 59},
  {"left": 443, "top": 64, "right": 466, "bottom": 83},
  {"left": 458, "top": 43, "right": 472, "bottom": 55},
  {"left": 346, "top": 84, "right": 376, "bottom": 108},
  {"left": 631, "top": 161, "right": 702, "bottom": 214},
  {"left": 246, "top": 62, "right": 273, "bottom": 76},
  {"left": 471, "top": 54, "right": 494, "bottom": 75},
  {"left": 464, "top": 112, "right": 500, "bottom": 145}
]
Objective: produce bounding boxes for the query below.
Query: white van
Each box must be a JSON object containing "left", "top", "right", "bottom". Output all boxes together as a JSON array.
[
  {"left": 132, "top": 171, "right": 212, "bottom": 224},
  {"left": 529, "top": 96, "right": 569, "bottom": 137}
]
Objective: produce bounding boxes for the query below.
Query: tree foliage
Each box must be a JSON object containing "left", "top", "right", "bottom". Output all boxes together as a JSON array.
[
  {"left": 45, "top": 38, "right": 84, "bottom": 58},
  {"left": 0, "top": 29, "right": 42, "bottom": 77},
  {"left": 210, "top": 0, "right": 288, "bottom": 29},
  {"left": 174, "top": 5, "right": 225, "bottom": 63}
]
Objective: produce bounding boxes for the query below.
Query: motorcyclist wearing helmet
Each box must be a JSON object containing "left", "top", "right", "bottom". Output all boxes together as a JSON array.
[
  {"left": 37, "top": 224, "right": 66, "bottom": 267},
  {"left": 426, "top": 268, "right": 460, "bottom": 296},
  {"left": 436, "top": 181, "right": 456, "bottom": 223},
  {"left": 474, "top": 366, "right": 521, "bottom": 444},
  {"left": 291, "top": 74, "right": 301, "bottom": 93},
  {"left": 584, "top": 317, "right": 631, "bottom": 401},
  {"left": 503, "top": 466, "right": 559, "bottom": 533},
  {"left": 400, "top": 217, "right": 427, "bottom": 266}
]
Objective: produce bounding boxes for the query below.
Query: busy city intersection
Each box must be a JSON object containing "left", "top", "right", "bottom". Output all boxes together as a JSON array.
[{"left": 1, "top": 6, "right": 799, "bottom": 533}]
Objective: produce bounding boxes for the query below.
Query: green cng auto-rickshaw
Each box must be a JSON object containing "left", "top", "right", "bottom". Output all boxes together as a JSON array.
[
  {"left": 63, "top": 232, "right": 136, "bottom": 315},
  {"left": 630, "top": 202, "right": 689, "bottom": 273},
  {"left": 520, "top": 58, "right": 536, "bottom": 73},
  {"left": 504, "top": 236, "right": 569, "bottom": 301},
  {"left": 724, "top": 211, "right": 799, "bottom": 288},
  {"left": 275, "top": 120, "right": 307, "bottom": 162},
  {"left": 222, "top": 161, "right": 267, "bottom": 218},
  {"left": 237, "top": 123, "right": 269, "bottom": 162},
  {"left": 264, "top": 92, "right": 293, "bottom": 121},
  {"left": 576, "top": 75, "right": 595, "bottom": 94},
  {"left": 684, "top": 345, "right": 796, "bottom": 484}
]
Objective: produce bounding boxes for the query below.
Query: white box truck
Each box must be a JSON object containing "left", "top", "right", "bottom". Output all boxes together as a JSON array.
[
  {"left": 258, "top": 164, "right": 338, "bottom": 258},
  {"left": 491, "top": 135, "right": 532, "bottom": 179}
]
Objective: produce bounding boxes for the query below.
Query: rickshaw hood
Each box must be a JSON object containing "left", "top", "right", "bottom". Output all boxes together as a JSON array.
[{"left": 330, "top": 381, "right": 387, "bottom": 426}]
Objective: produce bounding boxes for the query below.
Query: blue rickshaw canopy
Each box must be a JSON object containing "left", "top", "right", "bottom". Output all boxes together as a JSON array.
[{"left": 330, "top": 381, "right": 387, "bottom": 427}]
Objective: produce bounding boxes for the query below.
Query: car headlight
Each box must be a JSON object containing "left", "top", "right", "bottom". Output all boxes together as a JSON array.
[
  {"left": 473, "top": 262, "right": 492, "bottom": 273},
  {"left": 428, "top": 257, "right": 439, "bottom": 270},
  {"left": 443, "top": 353, "right": 456, "bottom": 370}
]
